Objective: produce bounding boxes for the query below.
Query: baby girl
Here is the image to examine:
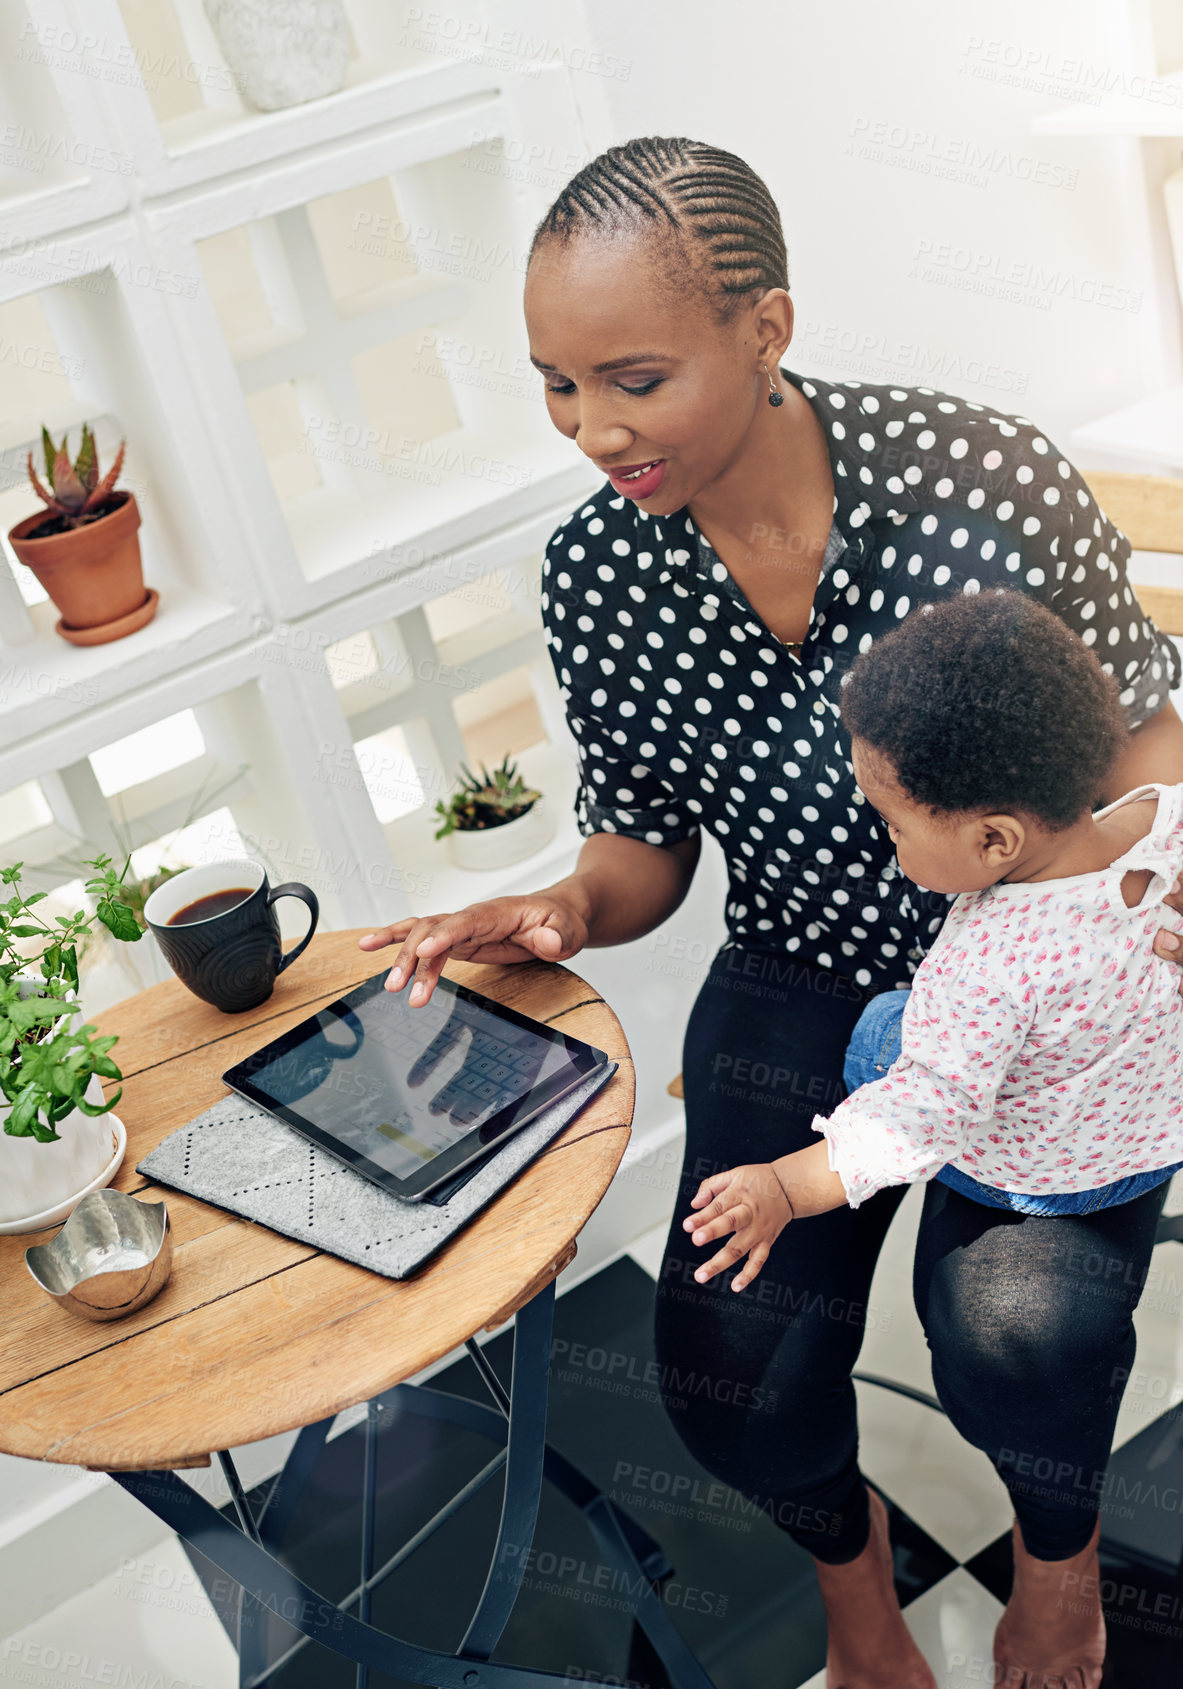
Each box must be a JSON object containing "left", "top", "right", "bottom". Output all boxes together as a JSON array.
[{"left": 686, "top": 589, "right": 1183, "bottom": 1290}]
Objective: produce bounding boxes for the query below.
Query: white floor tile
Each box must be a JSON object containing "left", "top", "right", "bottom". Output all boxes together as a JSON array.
[
  {"left": 1114, "top": 1231, "right": 1183, "bottom": 1451},
  {"left": 793, "top": 1567, "right": 1004, "bottom": 1689},
  {"left": 858, "top": 1182, "right": 937, "bottom": 1395},
  {"left": 2, "top": 1533, "right": 237, "bottom": 1687},
  {"left": 627, "top": 1217, "right": 672, "bottom": 1279},
  {"left": 856, "top": 1382, "right": 1014, "bottom": 1563}
]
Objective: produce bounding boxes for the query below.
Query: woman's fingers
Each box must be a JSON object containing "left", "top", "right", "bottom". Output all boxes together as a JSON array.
[
  {"left": 1153, "top": 893, "right": 1183, "bottom": 997},
  {"left": 1154, "top": 927, "right": 1181, "bottom": 958},
  {"left": 358, "top": 919, "right": 419, "bottom": 950},
  {"left": 371, "top": 916, "right": 457, "bottom": 998},
  {"left": 360, "top": 895, "right": 591, "bottom": 1008},
  {"left": 1161, "top": 869, "right": 1183, "bottom": 914}
]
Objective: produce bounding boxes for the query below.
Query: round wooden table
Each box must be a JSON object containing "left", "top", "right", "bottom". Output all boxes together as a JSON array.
[
  {"left": 0, "top": 930, "right": 632, "bottom": 1469},
  {"left": 0, "top": 931, "right": 718, "bottom": 1689}
]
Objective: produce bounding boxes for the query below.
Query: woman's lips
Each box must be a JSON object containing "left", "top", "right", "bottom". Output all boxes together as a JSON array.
[{"left": 606, "top": 459, "right": 667, "bottom": 500}]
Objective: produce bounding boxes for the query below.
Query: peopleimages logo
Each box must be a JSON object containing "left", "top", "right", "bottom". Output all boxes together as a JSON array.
[
  {"left": 910, "top": 239, "right": 1143, "bottom": 314},
  {"left": 846, "top": 116, "right": 1078, "bottom": 192}
]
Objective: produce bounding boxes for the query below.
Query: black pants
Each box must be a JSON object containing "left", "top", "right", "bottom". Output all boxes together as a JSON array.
[{"left": 653, "top": 942, "right": 1167, "bottom": 1564}]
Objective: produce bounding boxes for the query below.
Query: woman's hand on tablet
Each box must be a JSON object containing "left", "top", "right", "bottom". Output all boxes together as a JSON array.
[
  {"left": 357, "top": 891, "right": 591, "bottom": 1005},
  {"left": 1154, "top": 867, "right": 1183, "bottom": 997}
]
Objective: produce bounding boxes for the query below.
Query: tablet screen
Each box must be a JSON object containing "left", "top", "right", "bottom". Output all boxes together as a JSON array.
[{"left": 223, "top": 969, "right": 608, "bottom": 1197}]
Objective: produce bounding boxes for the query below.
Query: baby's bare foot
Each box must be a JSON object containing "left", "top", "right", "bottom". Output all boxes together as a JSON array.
[
  {"left": 993, "top": 1519, "right": 1106, "bottom": 1688},
  {"left": 816, "top": 1488, "right": 936, "bottom": 1688}
]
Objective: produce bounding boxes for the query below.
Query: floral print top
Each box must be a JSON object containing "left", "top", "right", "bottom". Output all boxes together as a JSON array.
[{"left": 815, "top": 782, "right": 1183, "bottom": 1206}]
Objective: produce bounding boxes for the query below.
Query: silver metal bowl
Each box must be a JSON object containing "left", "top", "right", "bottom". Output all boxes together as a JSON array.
[{"left": 25, "top": 1189, "right": 172, "bottom": 1321}]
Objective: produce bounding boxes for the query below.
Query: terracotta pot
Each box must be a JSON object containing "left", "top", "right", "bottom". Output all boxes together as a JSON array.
[{"left": 7, "top": 492, "right": 154, "bottom": 644}]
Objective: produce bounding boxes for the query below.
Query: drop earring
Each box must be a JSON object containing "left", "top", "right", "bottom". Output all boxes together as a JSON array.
[{"left": 764, "top": 364, "right": 784, "bottom": 407}]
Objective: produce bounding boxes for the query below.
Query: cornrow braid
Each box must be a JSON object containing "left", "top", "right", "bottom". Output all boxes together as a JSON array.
[{"left": 531, "top": 136, "right": 789, "bottom": 317}]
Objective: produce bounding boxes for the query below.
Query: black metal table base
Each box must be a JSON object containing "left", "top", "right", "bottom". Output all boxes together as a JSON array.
[{"left": 110, "top": 1280, "right": 717, "bottom": 1689}]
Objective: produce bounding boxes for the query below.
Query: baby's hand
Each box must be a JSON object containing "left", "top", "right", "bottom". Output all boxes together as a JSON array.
[{"left": 682, "top": 1163, "right": 793, "bottom": 1291}]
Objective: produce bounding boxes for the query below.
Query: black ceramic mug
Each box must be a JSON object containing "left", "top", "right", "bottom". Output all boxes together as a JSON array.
[{"left": 143, "top": 857, "right": 319, "bottom": 1014}]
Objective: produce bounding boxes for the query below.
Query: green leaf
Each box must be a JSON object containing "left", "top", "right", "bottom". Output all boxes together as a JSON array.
[
  {"left": 76, "top": 423, "right": 97, "bottom": 490},
  {"left": 41, "top": 425, "right": 55, "bottom": 485},
  {"left": 75, "top": 1086, "right": 120, "bottom": 1116},
  {"left": 8, "top": 925, "right": 46, "bottom": 937},
  {"left": 95, "top": 897, "right": 141, "bottom": 944},
  {"left": 5, "top": 1087, "right": 41, "bottom": 1137}
]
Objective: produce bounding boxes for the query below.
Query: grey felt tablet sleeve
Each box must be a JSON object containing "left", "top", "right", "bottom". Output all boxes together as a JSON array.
[{"left": 135, "top": 1062, "right": 618, "bottom": 1280}]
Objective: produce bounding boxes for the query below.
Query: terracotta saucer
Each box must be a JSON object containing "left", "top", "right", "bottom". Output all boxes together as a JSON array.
[{"left": 56, "top": 587, "right": 160, "bottom": 647}]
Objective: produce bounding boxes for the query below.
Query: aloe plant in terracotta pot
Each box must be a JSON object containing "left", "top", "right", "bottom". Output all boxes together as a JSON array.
[{"left": 7, "top": 425, "right": 158, "bottom": 646}]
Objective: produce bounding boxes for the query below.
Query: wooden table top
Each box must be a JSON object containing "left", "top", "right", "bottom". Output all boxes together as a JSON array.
[{"left": 0, "top": 931, "right": 633, "bottom": 1473}]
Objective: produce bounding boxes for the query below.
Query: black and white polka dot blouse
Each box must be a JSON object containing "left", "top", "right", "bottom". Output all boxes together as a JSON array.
[{"left": 540, "top": 367, "right": 1182, "bottom": 990}]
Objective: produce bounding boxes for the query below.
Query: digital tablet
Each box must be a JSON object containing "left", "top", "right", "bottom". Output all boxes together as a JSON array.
[{"left": 221, "top": 968, "right": 611, "bottom": 1201}]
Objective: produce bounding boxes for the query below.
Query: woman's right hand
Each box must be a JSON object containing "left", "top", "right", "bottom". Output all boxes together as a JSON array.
[{"left": 356, "top": 890, "right": 591, "bottom": 1005}]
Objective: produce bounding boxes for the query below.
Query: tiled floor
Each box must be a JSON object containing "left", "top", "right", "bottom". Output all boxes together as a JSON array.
[{"left": 9, "top": 1198, "right": 1183, "bottom": 1687}]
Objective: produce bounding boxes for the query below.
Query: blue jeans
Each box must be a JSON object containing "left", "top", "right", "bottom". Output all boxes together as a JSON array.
[{"left": 842, "top": 988, "right": 1181, "bottom": 1214}]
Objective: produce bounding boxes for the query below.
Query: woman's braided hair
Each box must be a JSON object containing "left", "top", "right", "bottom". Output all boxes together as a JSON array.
[{"left": 531, "top": 136, "right": 789, "bottom": 319}]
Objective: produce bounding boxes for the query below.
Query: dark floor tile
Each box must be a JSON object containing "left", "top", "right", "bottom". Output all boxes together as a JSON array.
[
  {"left": 190, "top": 1258, "right": 955, "bottom": 1689},
  {"left": 964, "top": 1409, "right": 1183, "bottom": 1689}
]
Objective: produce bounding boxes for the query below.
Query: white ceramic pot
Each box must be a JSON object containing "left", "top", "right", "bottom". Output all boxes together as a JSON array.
[
  {"left": 446, "top": 798, "right": 557, "bottom": 872},
  {"left": 203, "top": 0, "right": 350, "bottom": 112},
  {"left": 0, "top": 976, "right": 126, "bottom": 1234}
]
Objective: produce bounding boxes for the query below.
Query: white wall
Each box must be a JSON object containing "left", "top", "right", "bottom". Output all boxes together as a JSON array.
[{"left": 578, "top": 0, "right": 1180, "bottom": 454}]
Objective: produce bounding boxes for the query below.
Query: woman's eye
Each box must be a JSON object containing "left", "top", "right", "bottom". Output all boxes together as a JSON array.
[{"left": 543, "top": 377, "right": 664, "bottom": 397}]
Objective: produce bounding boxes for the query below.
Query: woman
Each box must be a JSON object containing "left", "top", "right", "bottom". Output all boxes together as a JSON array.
[{"left": 360, "top": 138, "right": 1183, "bottom": 1686}]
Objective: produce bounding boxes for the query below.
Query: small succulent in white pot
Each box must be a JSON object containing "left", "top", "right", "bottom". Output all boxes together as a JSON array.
[
  {"left": 0, "top": 856, "right": 142, "bottom": 1231},
  {"left": 434, "top": 755, "right": 555, "bottom": 872}
]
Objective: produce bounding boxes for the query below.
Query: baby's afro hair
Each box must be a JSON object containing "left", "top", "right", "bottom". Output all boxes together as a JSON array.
[{"left": 839, "top": 589, "right": 1129, "bottom": 831}]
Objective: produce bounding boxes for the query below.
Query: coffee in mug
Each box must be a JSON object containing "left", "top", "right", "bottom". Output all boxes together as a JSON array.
[{"left": 143, "top": 857, "right": 319, "bottom": 1014}]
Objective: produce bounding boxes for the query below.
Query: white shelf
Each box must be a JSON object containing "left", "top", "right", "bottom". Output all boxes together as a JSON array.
[
  {"left": 144, "top": 59, "right": 505, "bottom": 197},
  {"left": 282, "top": 445, "right": 592, "bottom": 605},
  {"left": 1032, "top": 69, "right": 1183, "bottom": 136},
  {"left": 0, "top": 583, "right": 241, "bottom": 754},
  {"left": 0, "top": 174, "right": 128, "bottom": 254},
  {"left": 1070, "top": 385, "right": 1183, "bottom": 470}
]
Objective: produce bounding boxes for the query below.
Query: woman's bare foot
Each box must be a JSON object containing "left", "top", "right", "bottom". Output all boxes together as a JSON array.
[
  {"left": 993, "top": 1519, "right": 1106, "bottom": 1687},
  {"left": 816, "top": 1487, "right": 936, "bottom": 1688}
]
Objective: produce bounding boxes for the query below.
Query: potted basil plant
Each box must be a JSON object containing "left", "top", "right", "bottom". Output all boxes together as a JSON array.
[
  {"left": 0, "top": 855, "right": 143, "bottom": 1234},
  {"left": 433, "top": 755, "right": 554, "bottom": 871}
]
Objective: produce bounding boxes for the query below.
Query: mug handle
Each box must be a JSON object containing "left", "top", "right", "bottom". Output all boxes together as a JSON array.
[{"left": 268, "top": 882, "right": 320, "bottom": 973}]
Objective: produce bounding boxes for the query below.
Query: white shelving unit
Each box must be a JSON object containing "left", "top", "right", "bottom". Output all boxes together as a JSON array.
[
  {"left": 0, "top": 0, "right": 687, "bottom": 1638},
  {"left": 1030, "top": 68, "right": 1183, "bottom": 137},
  {"left": 1069, "top": 384, "right": 1183, "bottom": 470},
  {"left": 0, "top": 0, "right": 606, "bottom": 941},
  {"left": 1030, "top": 4, "right": 1183, "bottom": 475}
]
